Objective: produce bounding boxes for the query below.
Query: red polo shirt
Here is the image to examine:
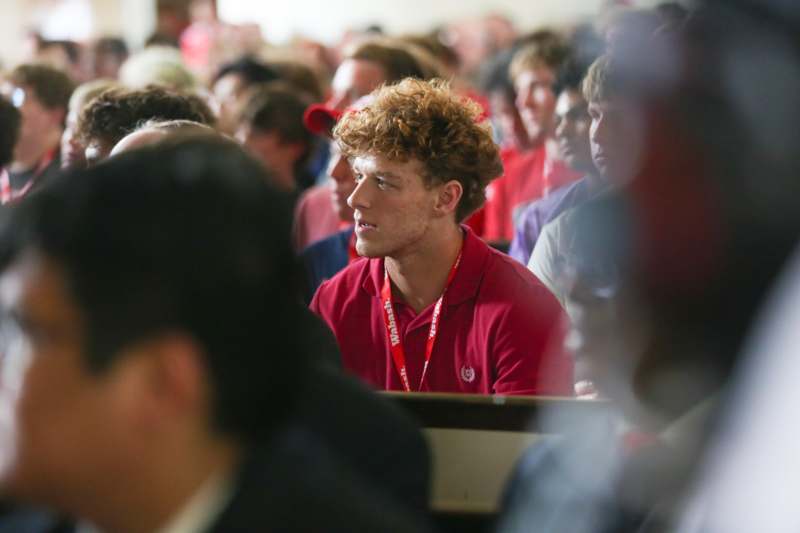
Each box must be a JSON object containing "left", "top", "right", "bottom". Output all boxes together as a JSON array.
[
  {"left": 483, "top": 146, "right": 580, "bottom": 243},
  {"left": 310, "top": 226, "right": 573, "bottom": 395}
]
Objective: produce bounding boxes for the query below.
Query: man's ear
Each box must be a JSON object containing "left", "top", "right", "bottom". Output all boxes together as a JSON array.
[
  {"left": 435, "top": 180, "right": 463, "bottom": 218},
  {"left": 121, "top": 333, "right": 208, "bottom": 432},
  {"left": 284, "top": 141, "right": 308, "bottom": 164}
]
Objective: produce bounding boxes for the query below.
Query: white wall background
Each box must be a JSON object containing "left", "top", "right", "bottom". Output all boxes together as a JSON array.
[
  {"left": 217, "top": 0, "right": 610, "bottom": 44},
  {"left": 1, "top": 0, "right": 671, "bottom": 68},
  {"left": 0, "top": 0, "right": 156, "bottom": 68}
]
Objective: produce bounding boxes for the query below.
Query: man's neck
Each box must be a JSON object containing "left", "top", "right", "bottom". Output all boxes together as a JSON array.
[
  {"left": 270, "top": 161, "right": 297, "bottom": 192},
  {"left": 385, "top": 223, "right": 464, "bottom": 314},
  {"left": 11, "top": 132, "right": 59, "bottom": 174},
  {"left": 585, "top": 170, "right": 613, "bottom": 194},
  {"left": 83, "top": 438, "right": 241, "bottom": 533}
]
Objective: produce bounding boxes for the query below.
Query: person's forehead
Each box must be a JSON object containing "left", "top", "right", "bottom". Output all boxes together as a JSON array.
[
  {"left": 515, "top": 65, "right": 555, "bottom": 87},
  {"left": 556, "top": 90, "right": 587, "bottom": 114},
  {"left": 213, "top": 73, "right": 244, "bottom": 97},
  {"left": 333, "top": 59, "right": 385, "bottom": 92},
  {"left": 352, "top": 153, "right": 422, "bottom": 176}
]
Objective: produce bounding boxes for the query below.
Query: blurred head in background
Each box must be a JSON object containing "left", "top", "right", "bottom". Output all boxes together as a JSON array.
[
  {"left": 61, "top": 79, "right": 118, "bottom": 170},
  {"left": 237, "top": 82, "right": 314, "bottom": 192},
  {"left": 2, "top": 64, "right": 74, "bottom": 173},
  {"left": 91, "top": 37, "right": 129, "bottom": 80},
  {"left": 211, "top": 56, "right": 279, "bottom": 134},
  {"left": 509, "top": 34, "right": 571, "bottom": 149},
  {"left": 76, "top": 85, "right": 215, "bottom": 165}
]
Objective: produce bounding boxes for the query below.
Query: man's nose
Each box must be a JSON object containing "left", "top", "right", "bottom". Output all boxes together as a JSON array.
[{"left": 347, "top": 178, "right": 371, "bottom": 210}]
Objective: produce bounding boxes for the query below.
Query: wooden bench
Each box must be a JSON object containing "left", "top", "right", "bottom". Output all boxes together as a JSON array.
[{"left": 384, "top": 392, "right": 610, "bottom": 532}]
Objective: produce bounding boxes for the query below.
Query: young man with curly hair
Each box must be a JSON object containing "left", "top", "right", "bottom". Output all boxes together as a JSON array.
[{"left": 310, "top": 78, "right": 573, "bottom": 395}]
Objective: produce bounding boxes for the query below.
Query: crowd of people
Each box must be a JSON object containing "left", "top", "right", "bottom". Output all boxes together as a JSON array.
[{"left": 0, "top": 0, "right": 799, "bottom": 531}]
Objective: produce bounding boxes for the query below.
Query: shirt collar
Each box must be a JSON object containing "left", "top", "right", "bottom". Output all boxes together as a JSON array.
[
  {"left": 361, "top": 224, "right": 489, "bottom": 307},
  {"left": 153, "top": 466, "right": 235, "bottom": 533}
]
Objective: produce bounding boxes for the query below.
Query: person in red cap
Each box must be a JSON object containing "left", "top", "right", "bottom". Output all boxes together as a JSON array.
[
  {"left": 310, "top": 78, "right": 573, "bottom": 395},
  {"left": 293, "top": 39, "right": 429, "bottom": 251},
  {"left": 299, "top": 95, "right": 373, "bottom": 300}
]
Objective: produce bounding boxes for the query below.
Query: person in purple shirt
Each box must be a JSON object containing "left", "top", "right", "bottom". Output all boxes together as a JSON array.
[{"left": 509, "top": 60, "right": 603, "bottom": 265}]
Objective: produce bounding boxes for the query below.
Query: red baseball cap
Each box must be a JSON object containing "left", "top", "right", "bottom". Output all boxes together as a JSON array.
[
  {"left": 303, "top": 103, "right": 343, "bottom": 138},
  {"left": 303, "top": 94, "right": 375, "bottom": 138}
]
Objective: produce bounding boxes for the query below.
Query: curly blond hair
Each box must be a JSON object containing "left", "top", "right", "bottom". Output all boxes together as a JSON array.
[{"left": 333, "top": 78, "right": 503, "bottom": 221}]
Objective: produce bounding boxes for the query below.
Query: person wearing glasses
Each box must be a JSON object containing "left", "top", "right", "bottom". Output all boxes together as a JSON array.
[{"left": 1, "top": 64, "right": 74, "bottom": 204}]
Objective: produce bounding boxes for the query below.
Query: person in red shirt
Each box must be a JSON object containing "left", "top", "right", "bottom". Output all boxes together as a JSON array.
[
  {"left": 310, "top": 78, "right": 573, "bottom": 396},
  {"left": 482, "top": 37, "right": 580, "bottom": 246},
  {"left": 1, "top": 64, "right": 74, "bottom": 203}
]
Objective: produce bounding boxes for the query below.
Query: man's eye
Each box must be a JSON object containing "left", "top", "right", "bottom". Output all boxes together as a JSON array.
[
  {"left": 376, "top": 178, "right": 390, "bottom": 190},
  {"left": 354, "top": 173, "right": 364, "bottom": 182}
]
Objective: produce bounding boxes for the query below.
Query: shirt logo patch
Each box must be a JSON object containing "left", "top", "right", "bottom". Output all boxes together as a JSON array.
[{"left": 460, "top": 365, "right": 476, "bottom": 383}]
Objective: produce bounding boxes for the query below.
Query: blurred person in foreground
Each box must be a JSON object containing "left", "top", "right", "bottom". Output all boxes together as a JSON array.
[
  {"left": 75, "top": 85, "right": 215, "bottom": 165},
  {"left": 499, "top": 0, "right": 800, "bottom": 530},
  {"left": 60, "top": 79, "right": 118, "bottom": 170},
  {"left": 311, "top": 78, "right": 572, "bottom": 395},
  {"left": 0, "top": 138, "right": 431, "bottom": 532},
  {"left": 0, "top": 65, "right": 74, "bottom": 204},
  {"left": 293, "top": 39, "right": 430, "bottom": 251},
  {"left": 110, "top": 119, "right": 215, "bottom": 156}
]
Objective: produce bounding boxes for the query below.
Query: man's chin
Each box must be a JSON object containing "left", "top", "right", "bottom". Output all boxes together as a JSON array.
[
  {"left": 356, "top": 247, "right": 381, "bottom": 259},
  {"left": 355, "top": 241, "right": 384, "bottom": 259}
]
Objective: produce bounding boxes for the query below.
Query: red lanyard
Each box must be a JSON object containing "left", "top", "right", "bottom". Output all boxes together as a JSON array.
[
  {"left": 0, "top": 148, "right": 56, "bottom": 204},
  {"left": 380, "top": 250, "right": 462, "bottom": 392}
]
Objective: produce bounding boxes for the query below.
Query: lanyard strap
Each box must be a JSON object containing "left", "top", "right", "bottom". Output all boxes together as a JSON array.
[
  {"left": 0, "top": 149, "right": 56, "bottom": 204},
  {"left": 380, "top": 250, "right": 462, "bottom": 392}
]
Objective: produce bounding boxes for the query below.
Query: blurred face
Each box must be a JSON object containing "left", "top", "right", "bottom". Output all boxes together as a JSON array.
[
  {"left": 236, "top": 126, "right": 297, "bottom": 191},
  {"left": 489, "top": 91, "right": 529, "bottom": 151},
  {"left": 0, "top": 251, "right": 132, "bottom": 506},
  {"left": 328, "top": 59, "right": 386, "bottom": 111},
  {"left": 554, "top": 89, "right": 593, "bottom": 174},
  {"left": 93, "top": 51, "right": 124, "bottom": 80},
  {"left": 588, "top": 98, "right": 644, "bottom": 183},
  {"left": 61, "top": 106, "right": 85, "bottom": 170},
  {"left": 347, "top": 154, "right": 439, "bottom": 258},
  {"left": 327, "top": 142, "right": 356, "bottom": 222},
  {"left": 514, "top": 66, "right": 557, "bottom": 147},
  {"left": 1, "top": 84, "right": 63, "bottom": 150},
  {"left": 212, "top": 73, "right": 246, "bottom": 135}
]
